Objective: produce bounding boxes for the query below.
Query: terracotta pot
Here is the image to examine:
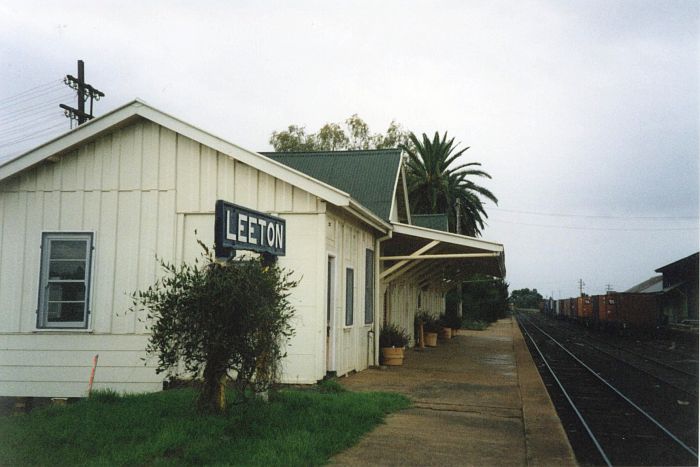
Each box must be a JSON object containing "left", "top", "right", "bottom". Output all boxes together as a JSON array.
[
  {"left": 424, "top": 332, "right": 438, "bottom": 347},
  {"left": 440, "top": 327, "right": 452, "bottom": 339},
  {"left": 381, "top": 347, "right": 405, "bottom": 366}
]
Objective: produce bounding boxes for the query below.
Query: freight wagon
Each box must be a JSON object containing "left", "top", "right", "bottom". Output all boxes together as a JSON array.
[
  {"left": 594, "top": 292, "right": 660, "bottom": 331},
  {"left": 577, "top": 296, "right": 594, "bottom": 324},
  {"left": 559, "top": 298, "right": 575, "bottom": 320}
]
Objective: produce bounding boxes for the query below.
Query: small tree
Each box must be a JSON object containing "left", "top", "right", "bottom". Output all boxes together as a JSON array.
[
  {"left": 461, "top": 274, "right": 509, "bottom": 323},
  {"left": 131, "top": 244, "right": 297, "bottom": 414},
  {"left": 269, "top": 114, "right": 410, "bottom": 152}
]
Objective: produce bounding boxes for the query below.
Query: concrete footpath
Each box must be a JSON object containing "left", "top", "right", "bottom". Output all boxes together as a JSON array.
[{"left": 331, "top": 317, "right": 577, "bottom": 466}]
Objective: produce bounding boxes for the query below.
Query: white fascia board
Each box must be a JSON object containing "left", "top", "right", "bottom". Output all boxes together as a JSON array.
[
  {"left": 133, "top": 103, "right": 351, "bottom": 207},
  {"left": 0, "top": 98, "right": 392, "bottom": 234},
  {"left": 388, "top": 151, "right": 412, "bottom": 224},
  {"left": 0, "top": 100, "right": 142, "bottom": 182},
  {"left": 0, "top": 99, "right": 351, "bottom": 209},
  {"left": 389, "top": 155, "right": 402, "bottom": 222},
  {"left": 399, "top": 151, "right": 412, "bottom": 224},
  {"left": 391, "top": 222, "right": 504, "bottom": 253},
  {"left": 348, "top": 199, "right": 391, "bottom": 233}
]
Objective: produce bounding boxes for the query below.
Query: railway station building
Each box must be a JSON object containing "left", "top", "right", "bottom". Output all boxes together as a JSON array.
[
  {"left": 655, "top": 252, "right": 699, "bottom": 324},
  {"left": 0, "top": 100, "right": 505, "bottom": 398}
]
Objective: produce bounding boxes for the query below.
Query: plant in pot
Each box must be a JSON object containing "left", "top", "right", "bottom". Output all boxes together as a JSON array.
[
  {"left": 438, "top": 314, "right": 453, "bottom": 339},
  {"left": 379, "top": 323, "right": 410, "bottom": 366},
  {"left": 416, "top": 311, "right": 440, "bottom": 347},
  {"left": 445, "top": 309, "right": 462, "bottom": 336}
]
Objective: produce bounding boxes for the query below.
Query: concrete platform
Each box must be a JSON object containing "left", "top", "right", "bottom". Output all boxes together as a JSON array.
[{"left": 331, "top": 317, "right": 578, "bottom": 466}]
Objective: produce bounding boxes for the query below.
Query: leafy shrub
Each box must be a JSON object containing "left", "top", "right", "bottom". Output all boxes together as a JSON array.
[
  {"left": 462, "top": 319, "right": 489, "bottom": 331},
  {"left": 415, "top": 311, "right": 441, "bottom": 333},
  {"left": 130, "top": 243, "right": 297, "bottom": 414},
  {"left": 379, "top": 323, "right": 410, "bottom": 348},
  {"left": 461, "top": 274, "right": 509, "bottom": 323}
]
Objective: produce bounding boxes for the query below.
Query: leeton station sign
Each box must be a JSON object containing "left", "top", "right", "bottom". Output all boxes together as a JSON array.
[{"left": 215, "top": 200, "right": 286, "bottom": 258}]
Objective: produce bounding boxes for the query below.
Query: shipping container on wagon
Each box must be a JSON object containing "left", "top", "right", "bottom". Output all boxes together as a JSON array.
[
  {"left": 600, "top": 293, "right": 660, "bottom": 330},
  {"left": 591, "top": 295, "right": 603, "bottom": 325},
  {"left": 577, "top": 296, "right": 594, "bottom": 322},
  {"left": 541, "top": 298, "right": 555, "bottom": 316},
  {"left": 571, "top": 297, "right": 580, "bottom": 320},
  {"left": 557, "top": 299, "right": 565, "bottom": 319},
  {"left": 561, "top": 298, "right": 575, "bottom": 320}
]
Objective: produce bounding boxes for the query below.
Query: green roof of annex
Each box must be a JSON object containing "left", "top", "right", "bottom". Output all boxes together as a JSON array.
[{"left": 262, "top": 149, "right": 402, "bottom": 221}]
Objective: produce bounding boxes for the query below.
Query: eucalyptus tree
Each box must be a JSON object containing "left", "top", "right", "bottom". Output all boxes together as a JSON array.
[
  {"left": 270, "top": 115, "right": 409, "bottom": 151},
  {"left": 402, "top": 131, "right": 497, "bottom": 237}
]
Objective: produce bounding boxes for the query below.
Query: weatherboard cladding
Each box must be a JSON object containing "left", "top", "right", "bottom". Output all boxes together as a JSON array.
[{"left": 262, "top": 150, "right": 402, "bottom": 221}]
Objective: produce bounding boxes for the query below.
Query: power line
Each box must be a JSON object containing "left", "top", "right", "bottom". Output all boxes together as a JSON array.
[
  {"left": 0, "top": 93, "right": 74, "bottom": 125},
  {"left": 0, "top": 113, "right": 62, "bottom": 138},
  {"left": 0, "top": 122, "right": 66, "bottom": 149},
  {"left": 489, "top": 218, "right": 699, "bottom": 232},
  {"left": 0, "top": 79, "right": 63, "bottom": 105},
  {"left": 0, "top": 82, "right": 65, "bottom": 111},
  {"left": 491, "top": 207, "right": 698, "bottom": 221}
]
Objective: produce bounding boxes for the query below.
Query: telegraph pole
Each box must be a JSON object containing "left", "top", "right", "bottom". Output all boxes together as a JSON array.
[
  {"left": 60, "top": 60, "right": 104, "bottom": 127},
  {"left": 605, "top": 283, "right": 613, "bottom": 293},
  {"left": 578, "top": 278, "right": 585, "bottom": 296}
]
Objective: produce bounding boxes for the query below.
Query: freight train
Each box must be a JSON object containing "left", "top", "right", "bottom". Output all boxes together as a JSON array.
[{"left": 541, "top": 293, "right": 660, "bottom": 332}]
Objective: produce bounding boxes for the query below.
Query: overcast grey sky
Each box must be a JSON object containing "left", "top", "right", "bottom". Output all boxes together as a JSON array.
[{"left": 1, "top": 0, "right": 698, "bottom": 298}]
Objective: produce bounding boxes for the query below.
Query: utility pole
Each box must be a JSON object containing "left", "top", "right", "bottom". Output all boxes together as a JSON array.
[
  {"left": 60, "top": 60, "right": 104, "bottom": 128},
  {"left": 605, "top": 283, "right": 613, "bottom": 293},
  {"left": 578, "top": 278, "right": 585, "bottom": 297}
]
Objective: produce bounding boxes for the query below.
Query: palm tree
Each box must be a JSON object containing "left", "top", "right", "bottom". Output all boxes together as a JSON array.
[{"left": 401, "top": 131, "right": 497, "bottom": 236}]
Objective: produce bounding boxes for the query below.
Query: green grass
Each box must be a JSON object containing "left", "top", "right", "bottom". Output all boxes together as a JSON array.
[{"left": 0, "top": 387, "right": 409, "bottom": 466}]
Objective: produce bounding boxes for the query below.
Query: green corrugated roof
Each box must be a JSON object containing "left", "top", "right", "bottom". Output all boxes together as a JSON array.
[
  {"left": 262, "top": 149, "right": 402, "bottom": 221},
  {"left": 412, "top": 214, "right": 449, "bottom": 232}
]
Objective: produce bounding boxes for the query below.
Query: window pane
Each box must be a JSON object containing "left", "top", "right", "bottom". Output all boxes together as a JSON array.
[
  {"left": 49, "top": 261, "right": 86, "bottom": 280},
  {"left": 47, "top": 302, "right": 85, "bottom": 322},
  {"left": 345, "top": 268, "right": 354, "bottom": 326},
  {"left": 50, "top": 240, "right": 87, "bottom": 260},
  {"left": 48, "top": 283, "right": 85, "bottom": 301},
  {"left": 39, "top": 233, "right": 92, "bottom": 329},
  {"left": 365, "top": 250, "right": 374, "bottom": 324}
]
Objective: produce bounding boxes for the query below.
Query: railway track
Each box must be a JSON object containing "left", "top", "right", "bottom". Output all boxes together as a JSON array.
[
  {"left": 536, "top": 317, "right": 698, "bottom": 398},
  {"left": 555, "top": 317, "right": 698, "bottom": 378},
  {"left": 518, "top": 313, "right": 698, "bottom": 466}
]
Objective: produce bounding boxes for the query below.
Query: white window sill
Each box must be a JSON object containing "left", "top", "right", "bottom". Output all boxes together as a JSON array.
[{"left": 33, "top": 328, "right": 94, "bottom": 334}]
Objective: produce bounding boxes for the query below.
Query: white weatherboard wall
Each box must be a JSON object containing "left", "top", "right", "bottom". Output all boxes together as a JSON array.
[
  {"left": 325, "top": 208, "right": 377, "bottom": 376},
  {"left": 0, "top": 118, "right": 339, "bottom": 397},
  {"left": 384, "top": 281, "right": 445, "bottom": 346}
]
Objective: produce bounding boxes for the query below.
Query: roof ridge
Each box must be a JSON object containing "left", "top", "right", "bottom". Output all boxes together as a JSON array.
[{"left": 263, "top": 149, "right": 401, "bottom": 157}]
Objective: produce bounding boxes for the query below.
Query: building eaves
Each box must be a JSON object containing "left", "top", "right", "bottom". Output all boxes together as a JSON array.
[{"left": 0, "top": 99, "right": 390, "bottom": 233}]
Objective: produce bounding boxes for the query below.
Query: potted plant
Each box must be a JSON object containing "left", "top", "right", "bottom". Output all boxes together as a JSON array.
[
  {"left": 379, "top": 323, "right": 410, "bottom": 366},
  {"left": 445, "top": 309, "right": 462, "bottom": 336},
  {"left": 416, "top": 311, "right": 440, "bottom": 347},
  {"left": 438, "top": 314, "right": 452, "bottom": 339}
]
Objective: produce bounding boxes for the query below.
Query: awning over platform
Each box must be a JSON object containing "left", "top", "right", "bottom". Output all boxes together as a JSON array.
[{"left": 380, "top": 222, "right": 505, "bottom": 291}]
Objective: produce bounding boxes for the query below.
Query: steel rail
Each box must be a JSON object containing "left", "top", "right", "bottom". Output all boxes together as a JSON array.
[
  {"left": 517, "top": 316, "right": 613, "bottom": 467},
  {"left": 587, "top": 334, "right": 698, "bottom": 379},
  {"left": 535, "top": 317, "right": 698, "bottom": 397},
  {"left": 522, "top": 315, "right": 699, "bottom": 460}
]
